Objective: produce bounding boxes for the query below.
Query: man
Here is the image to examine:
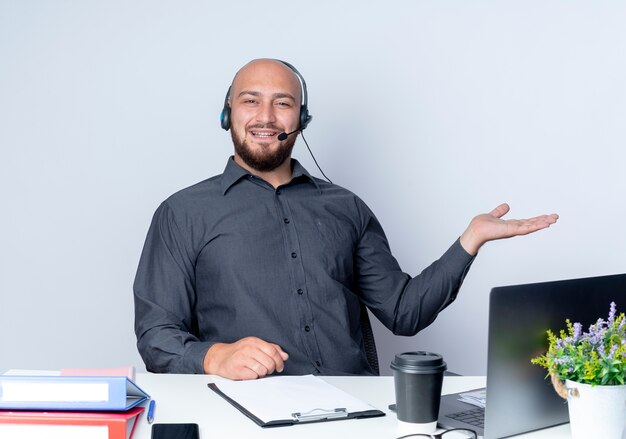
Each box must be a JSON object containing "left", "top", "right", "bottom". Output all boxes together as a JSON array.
[{"left": 134, "top": 59, "right": 558, "bottom": 380}]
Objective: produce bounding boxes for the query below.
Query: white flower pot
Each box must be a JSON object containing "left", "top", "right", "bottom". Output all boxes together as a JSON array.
[{"left": 565, "top": 380, "right": 626, "bottom": 439}]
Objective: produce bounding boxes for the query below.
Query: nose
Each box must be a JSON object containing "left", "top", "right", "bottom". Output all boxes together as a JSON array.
[{"left": 255, "top": 101, "right": 276, "bottom": 125}]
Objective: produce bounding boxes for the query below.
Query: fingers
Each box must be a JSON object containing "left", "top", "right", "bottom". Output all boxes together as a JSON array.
[
  {"left": 489, "top": 203, "right": 510, "bottom": 219},
  {"left": 506, "top": 213, "right": 559, "bottom": 236},
  {"left": 204, "top": 337, "right": 289, "bottom": 380},
  {"left": 236, "top": 363, "right": 264, "bottom": 381},
  {"left": 247, "top": 342, "right": 288, "bottom": 376},
  {"left": 491, "top": 202, "right": 558, "bottom": 224},
  {"left": 542, "top": 213, "right": 559, "bottom": 223},
  {"left": 489, "top": 203, "right": 558, "bottom": 232},
  {"left": 267, "top": 342, "right": 290, "bottom": 370}
]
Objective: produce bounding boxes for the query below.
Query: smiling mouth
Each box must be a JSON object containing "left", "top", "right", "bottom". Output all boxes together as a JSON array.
[{"left": 250, "top": 130, "right": 278, "bottom": 139}]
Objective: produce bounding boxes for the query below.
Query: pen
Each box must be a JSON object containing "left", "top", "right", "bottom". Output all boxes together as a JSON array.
[{"left": 147, "top": 399, "right": 156, "bottom": 424}]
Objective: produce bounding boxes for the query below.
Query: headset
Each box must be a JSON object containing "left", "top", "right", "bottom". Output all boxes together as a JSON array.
[{"left": 219, "top": 60, "right": 312, "bottom": 133}]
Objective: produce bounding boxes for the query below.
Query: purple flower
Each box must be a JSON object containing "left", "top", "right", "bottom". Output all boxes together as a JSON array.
[
  {"left": 553, "top": 356, "right": 573, "bottom": 365},
  {"left": 572, "top": 322, "right": 582, "bottom": 341},
  {"left": 608, "top": 344, "right": 618, "bottom": 359},
  {"left": 585, "top": 320, "right": 607, "bottom": 346},
  {"left": 609, "top": 302, "right": 617, "bottom": 324}
]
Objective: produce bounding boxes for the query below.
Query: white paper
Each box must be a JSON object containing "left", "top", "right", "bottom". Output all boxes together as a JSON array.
[
  {"left": 1, "top": 382, "right": 109, "bottom": 403},
  {"left": 0, "top": 424, "right": 108, "bottom": 439},
  {"left": 212, "top": 374, "right": 379, "bottom": 423},
  {"left": 457, "top": 389, "right": 486, "bottom": 409},
  {"left": 2, "top": 370, "right": 60, "bottom": 376}
]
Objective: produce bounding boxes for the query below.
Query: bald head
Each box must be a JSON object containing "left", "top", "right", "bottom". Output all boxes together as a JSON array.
[{"left": 230, "top": 59, "right": 303, "bottom": 107}]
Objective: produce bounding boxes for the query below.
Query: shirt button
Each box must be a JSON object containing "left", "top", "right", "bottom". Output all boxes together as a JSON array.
[
  {"left": 316, "top": 361, "right": 321, "bottom": 367},
  {"left": 291, "top": 252, "right": 297, "bottom": 258},
  {"left": 304, "top": 325, "right": 310, "bottom": 332},
  {"left": 283, "top": 218, "right": 290, "bottom": 224},
  {"left": 276, "top": 189, "right": 282, "bottom": 195},
  {"left": 297, "top": 289, "right": 303, "bottom": 295}
]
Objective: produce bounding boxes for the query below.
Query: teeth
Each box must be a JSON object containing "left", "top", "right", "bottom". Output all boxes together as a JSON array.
[{"left": 251, "top": 131, "right": 275, "bottom": 138}]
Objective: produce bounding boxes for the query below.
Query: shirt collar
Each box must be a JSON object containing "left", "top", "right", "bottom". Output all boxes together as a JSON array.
[{"left": 220, "top": 156, "right": 321, "bottom": 195}]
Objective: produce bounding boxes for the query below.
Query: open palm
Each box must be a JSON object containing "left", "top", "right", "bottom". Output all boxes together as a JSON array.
[{"left": 460, "top": 203, "right": 559, "bottom": 255}]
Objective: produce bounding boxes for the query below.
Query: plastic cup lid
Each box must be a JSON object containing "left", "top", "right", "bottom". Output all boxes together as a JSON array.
[{"left": 390, "top": 351, "right": 447, "bottom": 374}]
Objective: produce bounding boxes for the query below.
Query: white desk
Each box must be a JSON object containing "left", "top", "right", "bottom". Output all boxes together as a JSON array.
[{"left": 133, "top": 373, "right": 571, "bottom": 438}]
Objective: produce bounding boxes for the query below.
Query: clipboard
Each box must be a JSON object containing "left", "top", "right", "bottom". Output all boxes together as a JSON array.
[{"left": 208, "top": 375, "right": 385, "bottom": 428}]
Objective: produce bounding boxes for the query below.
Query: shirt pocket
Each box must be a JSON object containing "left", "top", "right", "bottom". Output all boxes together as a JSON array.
[{"left": 313, "top": 217, "right": 356, "bottom": 280}]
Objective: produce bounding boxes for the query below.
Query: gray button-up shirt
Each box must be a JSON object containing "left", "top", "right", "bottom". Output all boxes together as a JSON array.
[{"left": 134, "top": 157, "right": 474, "bottom": 375}]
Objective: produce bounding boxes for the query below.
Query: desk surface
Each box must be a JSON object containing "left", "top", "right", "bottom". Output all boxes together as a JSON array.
[{"left": 133, "top": 373, "right": 571, "bottom": 439}]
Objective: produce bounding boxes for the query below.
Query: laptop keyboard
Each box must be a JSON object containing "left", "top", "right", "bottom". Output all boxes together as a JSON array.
[{"left": 447, "top": 407, "right": 485, "bottom": 428}]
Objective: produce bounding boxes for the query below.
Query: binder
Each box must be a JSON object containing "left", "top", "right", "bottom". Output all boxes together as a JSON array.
[
  {"left": 0, "top": 375, "right": 149, "bottom": 411},
  {"left": 208, "top": 375, "right": 385, "bottom": 427},
  {"left": 0, "top": 406, "right": 143, "bottom": 439}
]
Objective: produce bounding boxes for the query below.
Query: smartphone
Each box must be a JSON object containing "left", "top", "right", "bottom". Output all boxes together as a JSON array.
[{"left": 151, "top": 423, "right": 199, "bottom": 439}]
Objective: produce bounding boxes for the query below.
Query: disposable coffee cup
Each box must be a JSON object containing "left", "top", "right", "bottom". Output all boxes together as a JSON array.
[{"left": 391, "top": 351, "right": 447, "bottom": 434}]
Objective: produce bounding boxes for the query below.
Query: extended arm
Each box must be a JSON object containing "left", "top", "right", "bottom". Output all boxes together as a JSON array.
[{"left": 354, "top": 201, "right": 557, "bottom": 337}]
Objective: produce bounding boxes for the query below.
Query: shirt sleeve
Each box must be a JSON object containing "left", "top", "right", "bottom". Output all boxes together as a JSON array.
[
  {"left": 133, "top": 201, "right": 212, "bottom": 373},
  {"left": 353, "top": 200, "right": 475, "bottom": 336}
]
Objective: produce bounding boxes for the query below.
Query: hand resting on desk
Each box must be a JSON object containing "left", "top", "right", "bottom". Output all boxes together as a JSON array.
[{"left": 203, "top": 336, "right": 289, "bottom": 380}]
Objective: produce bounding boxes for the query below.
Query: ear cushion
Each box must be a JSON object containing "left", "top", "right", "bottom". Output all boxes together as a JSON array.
[
  {"left": 220, "top": 86, "right": 231, "bottom": 131},
  {"left": 300, "top": 105, "right": 311, "bottom": 131}
]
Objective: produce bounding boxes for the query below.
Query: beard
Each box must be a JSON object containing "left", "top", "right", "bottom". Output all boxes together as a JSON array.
[{"left": 231, "top": 125, "right": 297, "bottom": 172}]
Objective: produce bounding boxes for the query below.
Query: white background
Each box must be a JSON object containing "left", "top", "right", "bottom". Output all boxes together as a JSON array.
[{"left": 1, "top": 1, "right": 625, "bottom": 375}]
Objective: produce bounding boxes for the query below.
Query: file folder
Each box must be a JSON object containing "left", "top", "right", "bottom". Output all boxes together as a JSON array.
[
  {"left": 0, "top": 375, "right": 149, "bottom": 411},
  {"left": 208, "top": 375, "right": 385, "bottom": 427},
  {"left": 0, "top": 406, "right": 143, "bottom": 439}
]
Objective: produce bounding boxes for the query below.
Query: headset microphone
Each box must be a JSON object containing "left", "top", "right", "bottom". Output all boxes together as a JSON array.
[{"left": 277, "top": 129, "right": 300, "bottom": 141}]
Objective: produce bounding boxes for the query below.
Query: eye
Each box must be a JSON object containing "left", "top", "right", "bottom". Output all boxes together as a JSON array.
[{"left": 275, "top": 101, "right": 292, "bottom": 108}]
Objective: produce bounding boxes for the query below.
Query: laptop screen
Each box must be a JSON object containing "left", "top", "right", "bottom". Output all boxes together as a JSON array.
[{"left": 483, "top": 273, "right": 626, "bottom": 438}]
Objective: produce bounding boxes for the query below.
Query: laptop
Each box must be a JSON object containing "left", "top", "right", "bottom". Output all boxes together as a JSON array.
[{"left": 438, "top": 273, "right": 626, "bottom": 439}]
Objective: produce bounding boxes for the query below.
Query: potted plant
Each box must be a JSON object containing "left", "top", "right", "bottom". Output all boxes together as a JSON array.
[{"left": 532, "top": 302, "right": 626, "bottom": 439}]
